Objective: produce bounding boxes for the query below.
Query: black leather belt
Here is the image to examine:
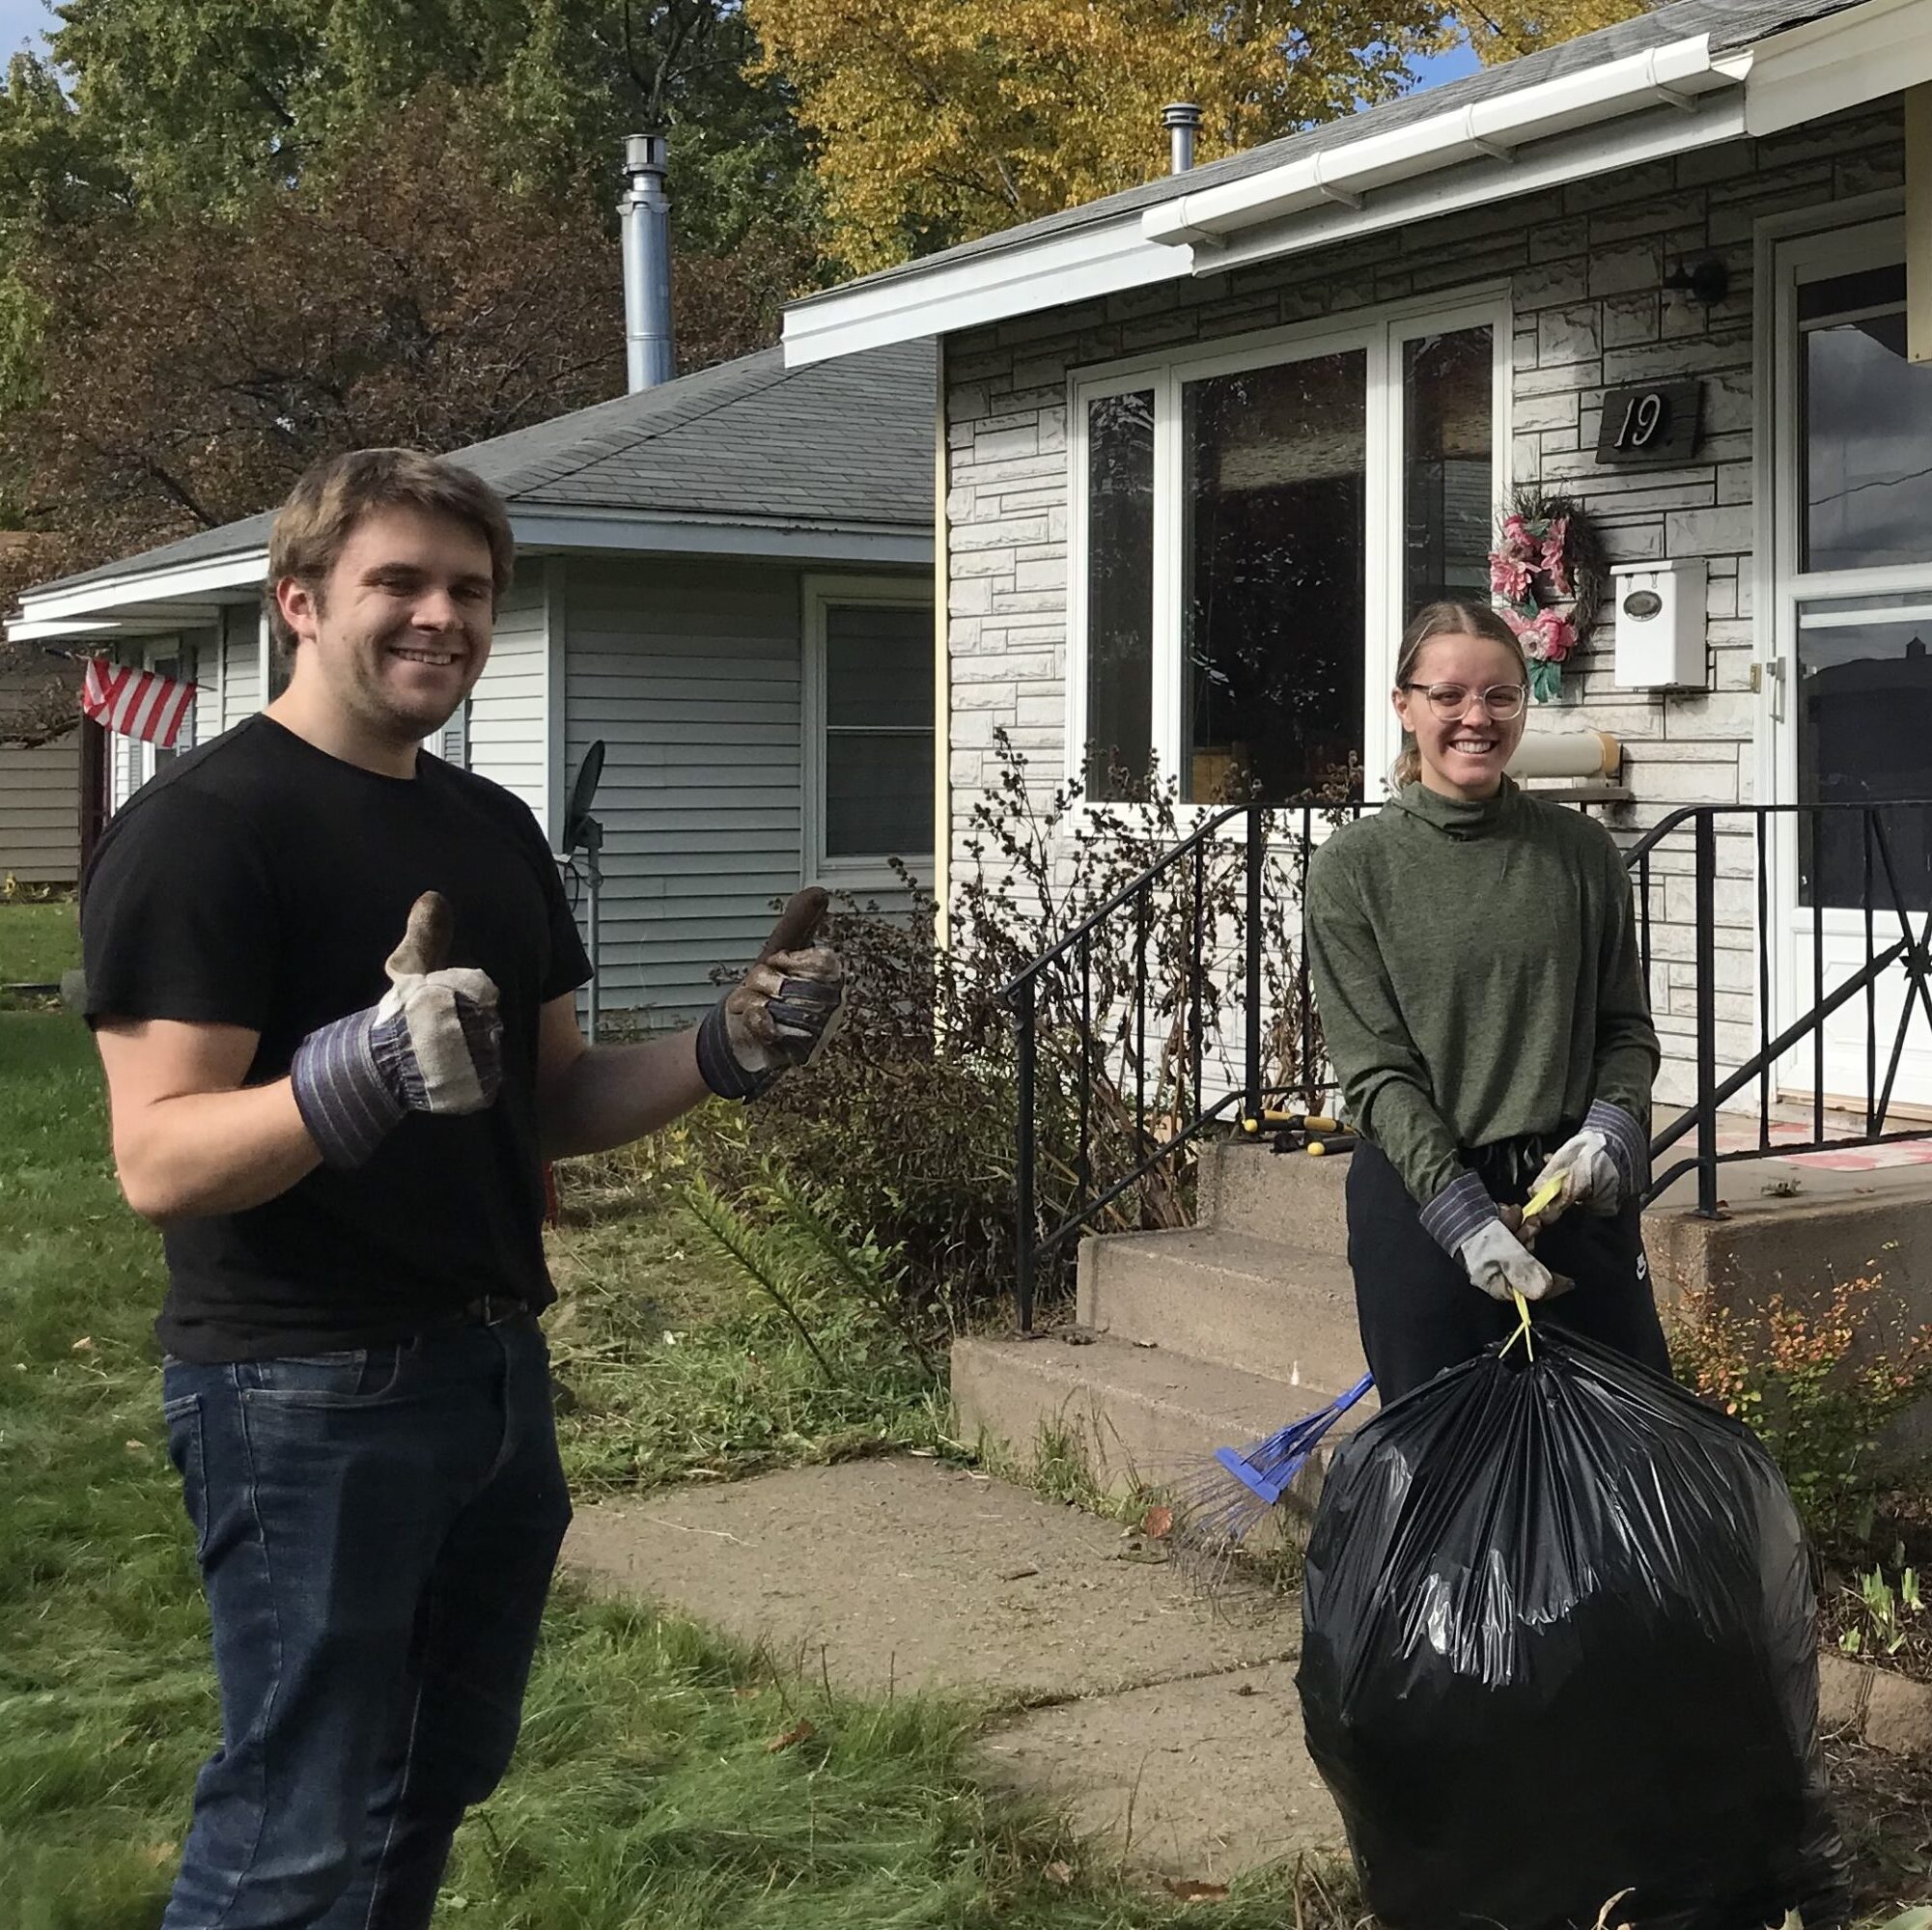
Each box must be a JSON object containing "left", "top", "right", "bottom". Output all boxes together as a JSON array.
[{"left": 459, "top": 1294, "right": 533, "bottom": 1328}]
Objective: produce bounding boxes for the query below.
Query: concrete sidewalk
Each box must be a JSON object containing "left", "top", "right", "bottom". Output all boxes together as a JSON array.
[{"left": 563, "top": 1455, "right": 1345, "bottom": 1882}]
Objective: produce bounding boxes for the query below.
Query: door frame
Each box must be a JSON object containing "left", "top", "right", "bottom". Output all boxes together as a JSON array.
[{"left": 1756, "top": 193, "right": 1932, "bottom": 1098}]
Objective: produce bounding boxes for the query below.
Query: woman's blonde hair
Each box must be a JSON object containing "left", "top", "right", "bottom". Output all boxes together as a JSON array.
[{"left": 1389, "top": 600, "right": 1528, "bottom": 789}]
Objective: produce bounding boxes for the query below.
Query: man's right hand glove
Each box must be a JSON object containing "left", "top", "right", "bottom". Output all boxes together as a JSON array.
[
  {"left": 291, "top": 891, "right": 503, "bottom": 1169},
  {"left": 1454, "top": 1218, "right": 1556, "bottom": 1304}
]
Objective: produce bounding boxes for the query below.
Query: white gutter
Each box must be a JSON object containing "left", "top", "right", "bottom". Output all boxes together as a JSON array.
[
  {"left": 6, "top": 505, "right": 934, "bottom": 644},
  {"left": 14, "top": 550, "right": 269, "bottom": 626},
  {"left": 1142, "top": 38, "right": 1735, "bottom": 248}
]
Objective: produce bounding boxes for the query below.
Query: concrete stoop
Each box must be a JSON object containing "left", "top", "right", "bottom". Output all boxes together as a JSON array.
[
  {"left": 954, "top": 1146, "right": 1373, "bottom": 1516},
  {"left": 957, "top": 1128, "right": 1932, "bottom": 1502}
]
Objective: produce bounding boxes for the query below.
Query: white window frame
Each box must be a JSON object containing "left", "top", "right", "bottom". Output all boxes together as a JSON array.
[
  {"left": 137, "top": 638, "right": 196, "bottom": 789},
  {"left": 1066, "top": 287, "right": 1513, "bottom": 821},
  {"left": 802, "top": 574, "right": 938, "bottom": 889}
]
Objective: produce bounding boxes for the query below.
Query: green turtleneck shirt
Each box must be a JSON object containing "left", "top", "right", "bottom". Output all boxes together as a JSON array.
[{"left": 1302, "top": 778, "right": 1658, "bottom": 1212}]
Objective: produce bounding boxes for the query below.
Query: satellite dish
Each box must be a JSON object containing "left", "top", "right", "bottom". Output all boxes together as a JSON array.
[{"left": 561, "top": 740, "right": 606, "bottom": 855}]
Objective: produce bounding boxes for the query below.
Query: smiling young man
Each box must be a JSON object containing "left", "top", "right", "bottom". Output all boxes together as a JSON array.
[{"left": 80, "top": 449, "right": 842, "bottom": 1929}]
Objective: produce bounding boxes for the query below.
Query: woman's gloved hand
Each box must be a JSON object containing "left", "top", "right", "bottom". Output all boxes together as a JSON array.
[
  {"left": 1455, "top": 1218, "right": 1556, "bottom": 1303},
  {"left": 1529, "top": 1101, "right": 1649, "bottom": 1224}
]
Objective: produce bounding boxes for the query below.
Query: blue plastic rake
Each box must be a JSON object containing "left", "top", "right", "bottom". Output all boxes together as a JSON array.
[{"left": 1170, "top": 1374, "right": 1377, "bottom": 1562}]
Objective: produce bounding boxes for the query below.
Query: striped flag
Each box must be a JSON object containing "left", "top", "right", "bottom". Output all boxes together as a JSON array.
[{"left": 79, "top": 657, "right": 197, "bottom": 747}]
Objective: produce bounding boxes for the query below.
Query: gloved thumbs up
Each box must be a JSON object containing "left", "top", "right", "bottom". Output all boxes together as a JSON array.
[
  {"left": 756, "top": 885, "right": 829, "bottom": 962},
  {"left": 696, "top": 885, "right": 848, "bottom": 1101},
  {"left": 385, "top": 889, "right": 456, "bottom": 977},
  {"left": 291, "top": 892, "right": 504, "bottom": 1169}
]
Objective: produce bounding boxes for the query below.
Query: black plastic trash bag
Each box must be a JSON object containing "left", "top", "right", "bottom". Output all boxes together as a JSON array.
[{"left": 1297, "top": 1329, "right": 1848, "bottom": 1930}]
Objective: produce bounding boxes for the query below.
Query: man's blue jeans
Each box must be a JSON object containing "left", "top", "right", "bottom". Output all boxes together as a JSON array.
[{"left": 157, "top": 1316, "right": 573, "bottom": 1930}]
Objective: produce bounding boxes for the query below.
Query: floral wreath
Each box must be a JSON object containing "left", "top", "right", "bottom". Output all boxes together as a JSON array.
[{"left": 1488, "top": 488, "right": 1606, "bottom": 703}]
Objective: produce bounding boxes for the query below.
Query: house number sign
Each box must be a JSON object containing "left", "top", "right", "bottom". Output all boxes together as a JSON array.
[{"left": 1594, "top": 378, "right": 1702, "bottom": 462}]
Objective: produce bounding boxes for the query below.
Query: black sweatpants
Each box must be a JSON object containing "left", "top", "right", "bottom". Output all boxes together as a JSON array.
[{"left": 1345, "top": 1136, "right": 1673, "bottom": 1404}]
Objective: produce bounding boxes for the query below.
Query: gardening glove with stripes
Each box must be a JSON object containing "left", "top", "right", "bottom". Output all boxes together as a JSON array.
[
  {"left": 291, "top": 891, "right": 503, "bottom": 1169},
  {"left": 1455, "top": 1218, "right": 1557, "bottom": 1304},
  {"left": 1529, "top": 1101, "right": 1648, "bottom": 1225},
  {"left": 697, "top": 886, "right": 845, "bottom": 1101}
]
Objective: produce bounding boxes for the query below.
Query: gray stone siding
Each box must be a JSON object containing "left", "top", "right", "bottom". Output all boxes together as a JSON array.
[{"left": 942, "top": 103, "right": 1906, "bottom": 1109}]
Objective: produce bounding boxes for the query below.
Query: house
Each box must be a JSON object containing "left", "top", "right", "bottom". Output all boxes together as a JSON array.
[
  {"left": 0, "top": 532, "right": 85, "bottom": 887},
  {"left": 5, "top": 339, "right": 938, "bottom": 1023},
  {"left": 780, "top": 0, "right": 1932, "bottom": 1121}
]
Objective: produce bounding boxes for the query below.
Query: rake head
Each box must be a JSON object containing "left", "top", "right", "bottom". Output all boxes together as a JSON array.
[{"left": 1166, "top": 1375, "right": 1375, "bottom": 1582}]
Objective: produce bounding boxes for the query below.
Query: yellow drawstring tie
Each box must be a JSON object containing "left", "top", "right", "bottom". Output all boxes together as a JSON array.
[{"left": 1502, "top": 1177, "right": 1566, "bottom": 1360}]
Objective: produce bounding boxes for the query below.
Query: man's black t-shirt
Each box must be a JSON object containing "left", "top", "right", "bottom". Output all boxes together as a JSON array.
[{"left": 81, "top": 713, "right": 592, "bottom": 1362}]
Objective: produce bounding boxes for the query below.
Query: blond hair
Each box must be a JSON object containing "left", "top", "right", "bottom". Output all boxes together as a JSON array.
[
  {"left": 1389, "top": 601, "right": 1528, "bottom": 789},
  {"left": 266, "top": 448, "right": 516, "bottom": 654}
]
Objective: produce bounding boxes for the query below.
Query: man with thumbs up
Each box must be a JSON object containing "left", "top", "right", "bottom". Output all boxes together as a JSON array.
[{"left": 79, "top": 448, "right": 844, "bottom": 1930}]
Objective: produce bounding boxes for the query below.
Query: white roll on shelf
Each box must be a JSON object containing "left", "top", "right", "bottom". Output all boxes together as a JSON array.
[{"left": 1505, "top": 730, "right": 1620, "bottom": 781}]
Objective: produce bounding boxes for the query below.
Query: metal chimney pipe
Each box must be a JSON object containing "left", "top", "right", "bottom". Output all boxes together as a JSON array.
[
  {"left": 619, "top": 132, "right": 674, "bottom": 392},
  {"left": 1162, "top": 101, "right": 1202, "bottom": 175}
]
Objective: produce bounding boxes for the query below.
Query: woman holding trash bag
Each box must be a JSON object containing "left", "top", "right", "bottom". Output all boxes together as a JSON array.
[{"left": 1303, "top": 599, "right": 1672, "bottom": 1402}]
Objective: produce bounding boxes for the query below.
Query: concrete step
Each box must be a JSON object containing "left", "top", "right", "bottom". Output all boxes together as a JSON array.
[
  {"left": 1197, "top": 1137, "right": 1348, "bottom": 1255},
  {"left": 1077, "top": 1226, "right": 1366, "bottom": 1395},
  {"left": 951, "top": 1330, "right": 1373, "bottom": 1521}
]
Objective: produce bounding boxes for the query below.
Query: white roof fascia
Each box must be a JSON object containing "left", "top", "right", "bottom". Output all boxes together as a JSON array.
[
  {"left": 3, "top": 616, "right": 131, "bottom": 644},
  {"left": 1142, "top": 38, "right": 1728, "bottom": 246},
  {"left": 1740, "top": 0, "right": 1932, "bottom": 135},
  {"left": 511, "top": 508, "right": 933, "bottom": 565},
  {"left": 782, "top": 209, "right": 1189, "bottom": 368},
  {"left": 1198, "top": 86, "right": 1748, "bottom": 277},
  {"left": 780, "top": 3, "right": 1923, "bottom": 365},
  {"left": 15, "top": 550, "right": 268, "bottom": 625}
]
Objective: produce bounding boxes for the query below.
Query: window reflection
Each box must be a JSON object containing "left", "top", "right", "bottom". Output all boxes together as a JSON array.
[
  {"left": 1403, "top": 327, "right": 1494, "bottom": 615},
  {"left": 1084, "top": 391, "right": 1155, "bottom": 799},
  {"left": 1798, "top": 603, "right": 1932, "bottom": 911},
  {"left": 1802, "top": 265, "right": 1932, "bottom": 574},
  {"left": 1182, "top": 351, "right": 1366, "bottom": 803}
]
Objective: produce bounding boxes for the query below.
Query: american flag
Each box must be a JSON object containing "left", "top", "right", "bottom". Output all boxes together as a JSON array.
[{"left": 79, "top": 657, "right": 197, "bottom": 747}]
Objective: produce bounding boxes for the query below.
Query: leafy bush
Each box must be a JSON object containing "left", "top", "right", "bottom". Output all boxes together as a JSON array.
[{"left": 1672, "top": 1272, "right": 1932, "bottom": 1557}]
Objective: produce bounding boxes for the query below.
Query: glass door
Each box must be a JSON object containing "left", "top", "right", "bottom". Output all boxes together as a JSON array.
[{"left": 1772, "top": 219, "right": 1932, "bottom": 1110}]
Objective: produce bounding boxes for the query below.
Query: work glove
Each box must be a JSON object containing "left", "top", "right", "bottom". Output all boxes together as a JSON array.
[
  {"left": 696, "top": 886, "right": 846, "bottom": 1101},
  {"left": 1529, "top": 1101, "right": 1648, "bottom": 1225},
  {"left": 1455, "top": 1217, "right": 1557, "bottom": 1304},
  {"left": 291, "top": 891, "right": 502, "bottom": 1169}
]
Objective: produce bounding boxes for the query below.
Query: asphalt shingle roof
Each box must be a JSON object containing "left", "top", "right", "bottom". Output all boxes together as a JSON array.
[
  {"left": 32, "top": 338, "right": 936, "bottom": 599},
  {"left": 790, "top": 0, "right": 1866, "bottom": 308}
]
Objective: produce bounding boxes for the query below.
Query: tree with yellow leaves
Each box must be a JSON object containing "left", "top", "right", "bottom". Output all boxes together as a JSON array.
[
  {"left": 747, "top": 0, "right": 1462, "bottom": 273},
  {"left": 1463, "top": 0, "right": 1645, "bottom": 65}
]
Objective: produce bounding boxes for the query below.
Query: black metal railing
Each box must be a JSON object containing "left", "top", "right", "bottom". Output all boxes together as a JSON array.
[
  {"left": 1004, "top": 798, "right": 1359, "bottom": 1329},
  {"left": 1005, "top": 794, "right": 1932, "bottom": 1329},
  {"left": 1631, "top": 800, "right": 1932, "bottom": 1217}
]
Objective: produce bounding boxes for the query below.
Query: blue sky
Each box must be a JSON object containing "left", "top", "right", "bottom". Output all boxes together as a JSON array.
[{"left": 0, "top": 0, "right": 51, "bottom": 58}]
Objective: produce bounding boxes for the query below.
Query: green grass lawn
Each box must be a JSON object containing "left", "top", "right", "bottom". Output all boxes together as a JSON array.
[
  {"left": 0, "top": 1010, "right": 1360, "bottom": 1930},
  {"left": 0, "top": 898, "right": 79, "bottom": 987}
]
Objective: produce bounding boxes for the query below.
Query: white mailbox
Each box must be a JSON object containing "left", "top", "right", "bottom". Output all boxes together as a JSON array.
[{"left": 1611, "top": 558, "right": 1708, "bottom": 690}]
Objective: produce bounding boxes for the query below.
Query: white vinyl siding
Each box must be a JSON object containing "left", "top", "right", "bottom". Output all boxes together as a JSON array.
[
  {"left": 465, "top": 566, "right": 551, "bottom": 831},
  {"left": 561, "top": 555, "right": 809, "bottom": 1023}
]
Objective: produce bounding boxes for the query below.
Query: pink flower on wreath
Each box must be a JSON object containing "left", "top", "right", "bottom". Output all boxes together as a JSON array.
[
  {"left": 1490, "top": 548, "right": 1534, "bottom": 601},
  {"left": 1513, "top": 607, "right": 1577, "bottom": 663},
  {"left": 1538, "top": 516, "right": 1573, "bottom": 598}
]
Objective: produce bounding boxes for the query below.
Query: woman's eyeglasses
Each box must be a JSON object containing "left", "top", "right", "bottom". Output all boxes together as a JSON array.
[{"left": 1400, "top": 682, "right": 1528, "bottom": 722}]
